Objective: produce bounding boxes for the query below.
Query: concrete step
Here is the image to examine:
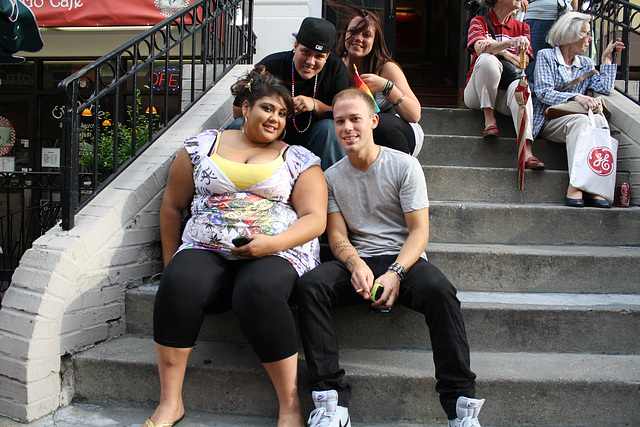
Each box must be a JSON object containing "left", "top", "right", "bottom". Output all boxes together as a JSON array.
[
  {"left": 429, "top": 201, "right": 640, "bottom": 246},
  {"left": 126, "top": 285, "right": 640, "bottom": 354},
  {"left": 72, "top": 335, "right": 640, "bottom": 426},
  {"left": 427, "top": 242, "right": 640, "bottom": 294},
  {"left": 418, "top": 135, "right": 568, "bottom": 170},
  {"left": 425, "top": 165, "right": 632, "bottom": 204},
  {"left": 424, "top": 165, "right": 570, "bottom": 203},
  {"left": 417, "top": 94, "right": 459, "bottom": 108},
  {"left": 420, "top": 108, "right": 518, "bottom": 137}
]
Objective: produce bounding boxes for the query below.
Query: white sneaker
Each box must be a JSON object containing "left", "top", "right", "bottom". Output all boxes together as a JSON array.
[
  {"left": 447, "top": 396, "right": 485, "bottom": 427},
  {"left": 307, "top": 390, "right": 351, "bottom": 427}
]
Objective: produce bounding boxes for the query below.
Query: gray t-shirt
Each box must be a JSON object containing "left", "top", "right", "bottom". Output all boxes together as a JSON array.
[{"left": 325, "top": 146, "right": 429, "bottom": 258}]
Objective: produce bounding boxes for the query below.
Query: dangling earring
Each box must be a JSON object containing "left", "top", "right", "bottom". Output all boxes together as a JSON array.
[
  {"left": 278, "top": 128, "right": 286, "bottom": 141},
  {"left": 241, "top": 120, "right": 246, "bottom": 134}
]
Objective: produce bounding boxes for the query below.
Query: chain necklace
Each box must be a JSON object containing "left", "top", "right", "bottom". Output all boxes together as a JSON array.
[{"left": 291, "top": 58, "right": 318, "bottom": 133}]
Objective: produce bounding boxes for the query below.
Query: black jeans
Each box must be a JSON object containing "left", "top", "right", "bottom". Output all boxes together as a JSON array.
[
  {"left": 154, "top": 249, "right": 299, "bottom": 363},
  {"left": 374, "top": 112, "right": 416, "bottom": 155},
  {"left": 296, "top": 255, "right": 476, "bottom": 419}
]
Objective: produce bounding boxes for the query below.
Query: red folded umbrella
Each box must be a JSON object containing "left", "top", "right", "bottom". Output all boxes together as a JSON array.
[{"left": 513, "top": 53, "right": 529, "bottom": 191}]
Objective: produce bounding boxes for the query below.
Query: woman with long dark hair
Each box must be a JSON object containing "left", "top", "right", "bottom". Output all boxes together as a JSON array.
[
  {"left": 333, "top": 2, "right": 424, "bottom": 156},
  {"left": 145, "top": 65, "right": 327, "bottom": 427}
]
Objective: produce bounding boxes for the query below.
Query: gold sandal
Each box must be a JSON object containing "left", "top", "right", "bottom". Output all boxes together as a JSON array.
[{"left": 144, "top": 415, "right": 183, "bottom": 427}]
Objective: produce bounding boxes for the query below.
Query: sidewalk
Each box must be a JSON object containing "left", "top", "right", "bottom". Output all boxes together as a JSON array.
[
  {"left": 0, "top": 404, "right": 274, "bottom": 427},
  {"left": 0, "top": 402, "right": 437, "bottom": 426}
]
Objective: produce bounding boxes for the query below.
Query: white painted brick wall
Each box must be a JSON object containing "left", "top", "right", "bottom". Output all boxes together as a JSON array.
[
  {"left": 605, "top": 90, "right": 640, "bottom": 205},
  {"left": 0, "top": 65, "right": 251, "bottom": 422}
]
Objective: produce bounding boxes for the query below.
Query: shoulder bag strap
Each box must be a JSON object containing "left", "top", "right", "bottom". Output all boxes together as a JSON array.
[
  {"left": 559, "top": 69, "right": 597, "bottom": 91},
  {"left": 483, "top": 14, "right": 497, "bottom": 40}
]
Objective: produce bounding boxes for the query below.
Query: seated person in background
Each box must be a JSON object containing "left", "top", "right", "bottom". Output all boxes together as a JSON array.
[
  {"left": 332, "top": 1, "right": 424, "bottom": 156},
  {"left": 464, "top": 0, "right": 545, "bottom": 170},
  {"left": 146, "top": 66, "right": 327, "bottom": 427},
  {"left": 524, "top": 0, "right": 578, "bottom": 86},
  {"left": 533, "top": 12, "right": 624, "bottom": 208},
  {"left": 296, "top": 88, "right": 484, "bottom": 427},
  {"left": 229, "top": 17, "right": 350, "bottom": 170}
]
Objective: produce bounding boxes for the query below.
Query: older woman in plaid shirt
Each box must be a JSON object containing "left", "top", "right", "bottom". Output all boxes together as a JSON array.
[{"left": 533, "top": 11, "right": 624, "bottom": 207}]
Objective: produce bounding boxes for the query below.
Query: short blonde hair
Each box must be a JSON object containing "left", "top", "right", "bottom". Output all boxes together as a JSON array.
[
  {"left": 332, "top": 88, "right": 376, "bottom": 117},
  {"left": 547, "top": 12, "right": 592, "bottom": 47}
]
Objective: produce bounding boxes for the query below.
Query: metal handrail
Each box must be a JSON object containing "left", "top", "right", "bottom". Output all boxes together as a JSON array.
[
  {"left": 57, "top": 0, "right": 254, "bottom": 230},
  {"left": 579, "top": 0, "right": 640, "bottom": 103}
]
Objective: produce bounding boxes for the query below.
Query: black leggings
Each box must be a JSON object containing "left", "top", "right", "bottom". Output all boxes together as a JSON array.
[
  {"left": 153, "top": 249, "right": 299, "bottom": 363},
  {"left": 374, "top": 112, "right": 416, "bottom": 155}
]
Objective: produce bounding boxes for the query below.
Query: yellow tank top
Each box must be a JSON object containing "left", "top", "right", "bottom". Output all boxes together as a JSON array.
[{"left": 210, "top": 133, "right": 287, "bottom": 190}]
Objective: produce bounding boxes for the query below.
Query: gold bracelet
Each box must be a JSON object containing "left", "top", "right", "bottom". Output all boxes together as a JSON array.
[{"left": 392, "top": 94, "right": 405, "bottom": 106}]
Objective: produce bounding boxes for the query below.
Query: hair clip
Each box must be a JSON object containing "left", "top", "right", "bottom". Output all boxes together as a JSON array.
[{"left": 246, "top": 78, "right": 253, "bottom": 92}]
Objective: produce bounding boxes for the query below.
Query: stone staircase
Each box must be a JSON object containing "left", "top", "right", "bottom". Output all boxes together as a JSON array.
[{"left": 70, "top": 108, "right": 640, "bottom": 426}]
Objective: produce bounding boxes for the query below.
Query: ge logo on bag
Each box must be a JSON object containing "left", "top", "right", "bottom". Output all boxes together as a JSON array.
[{"left": 587, "top": 147, "right": 614, "bottom": 176}]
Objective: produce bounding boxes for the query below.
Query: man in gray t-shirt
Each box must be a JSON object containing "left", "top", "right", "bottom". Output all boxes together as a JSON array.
[
  {"left": 326, "top": 143, "right": 429, "bottom": 259},
  {"left": 297, "top": 89, "right": 485, "bottom": 427}
]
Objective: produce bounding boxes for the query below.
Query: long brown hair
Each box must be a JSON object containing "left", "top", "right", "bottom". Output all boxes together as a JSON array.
[{"left": 329, "top": 1, "right": 395, "bottom": 75}]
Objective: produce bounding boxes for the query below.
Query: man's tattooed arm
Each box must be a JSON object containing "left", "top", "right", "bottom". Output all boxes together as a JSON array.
[{"left": 331, "top": 239, "right": 361, "bottom": 272}]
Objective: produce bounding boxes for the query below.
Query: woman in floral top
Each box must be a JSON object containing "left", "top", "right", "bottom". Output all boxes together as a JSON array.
[{"left": 146, "top": 66, "right": 327, "bottom": 427}]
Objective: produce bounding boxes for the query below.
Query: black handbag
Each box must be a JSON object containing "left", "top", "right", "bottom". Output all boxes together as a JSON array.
[{"left": 482, "top": 15, "right": 525, "bottom": 89}]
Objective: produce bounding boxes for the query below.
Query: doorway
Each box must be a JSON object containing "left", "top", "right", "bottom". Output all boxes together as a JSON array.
[{"left": 325, "top": 0, "right": 463, "bottom": 107}]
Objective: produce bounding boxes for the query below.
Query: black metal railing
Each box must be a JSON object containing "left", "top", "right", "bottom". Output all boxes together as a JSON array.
[
  {"left": 0, "top": 173, "right": 62, "bottom": 289},
  {"left": 58, "top": 0, "right": 255, "bottom": 231},
  {"left": 578, "top": 0, "right": 639, "bottom": 102}
]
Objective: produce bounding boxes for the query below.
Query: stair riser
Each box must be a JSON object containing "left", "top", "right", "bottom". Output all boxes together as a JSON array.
[
  {"left": 429, "top": 204, "right": 640, "bottom": 246},
  {"left": 425, "top": 167, "right": 633, "bottom": 205},
  {"left": 72, "top": 352, "right": 640, "bottom": 426},
  {"left": 428, "top": 246, "right": 640, "bottom": 294},
  {"left": 418, "top": 135, "right": 569, "bottom": 170},
  {"left": 424, "top": 166, "right": 569, "bottom": 202},
  {"left": 420, "top": 108, "right": 519, "bottom": 137},
  {"left": 126, "top": 291, "right": 640, "bottom": 354}
]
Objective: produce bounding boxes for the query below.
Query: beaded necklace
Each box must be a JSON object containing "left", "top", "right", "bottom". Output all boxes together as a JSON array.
[{"left": 291, "top": 58, "right": 318, "bottom": 133}]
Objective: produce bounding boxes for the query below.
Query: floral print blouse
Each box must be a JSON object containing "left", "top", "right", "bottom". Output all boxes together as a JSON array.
[{"left": 177, "top": 129, "right": 322, "bottom": 276}]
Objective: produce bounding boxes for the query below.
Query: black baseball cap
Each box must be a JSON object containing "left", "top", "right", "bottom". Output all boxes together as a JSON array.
[{"left": 293, "top": 17, "right": 336, "bottom": 53}]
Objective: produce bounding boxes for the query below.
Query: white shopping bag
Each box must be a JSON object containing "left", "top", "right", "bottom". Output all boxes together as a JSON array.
[{"left": 570, "top": 110, "right": 618, "bottom": 202}]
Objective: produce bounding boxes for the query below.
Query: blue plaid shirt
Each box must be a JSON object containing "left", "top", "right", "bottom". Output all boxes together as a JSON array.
[{"left": 533, "top": 47, "right": 617, "bottom": 138}]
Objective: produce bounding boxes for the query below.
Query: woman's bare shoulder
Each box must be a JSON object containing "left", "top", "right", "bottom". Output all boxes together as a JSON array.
[{"left": 379, "top": 60, "right": 404, "bottom": 77}]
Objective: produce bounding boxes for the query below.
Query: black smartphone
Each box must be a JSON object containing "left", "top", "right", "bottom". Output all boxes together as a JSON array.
[{"left": 232, "top": 235, "right": 251, "bottom": 247}]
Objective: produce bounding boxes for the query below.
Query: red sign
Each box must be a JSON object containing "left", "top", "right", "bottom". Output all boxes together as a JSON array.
[
  {"left": 23, "top": 0, "right": 191, "bottom": 27},
  {"left": 587, "top": 147, "right": 614, "bottom": 177},
  {"left": 0, "top": 116, "right": 16, "bottom": 156},
  {"left": 148, "top": 68, "right": 181, "bottom": 92}
]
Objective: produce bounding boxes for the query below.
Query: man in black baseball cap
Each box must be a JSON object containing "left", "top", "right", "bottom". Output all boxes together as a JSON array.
[
  {"left": 294, "top": 16, "right": 336, "bottom": 54},
  {"left": 230, "top": 17, "right": 350, "bottom": 170}
]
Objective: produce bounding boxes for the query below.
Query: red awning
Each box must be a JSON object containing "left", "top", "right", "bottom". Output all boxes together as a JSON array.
[{"left": 24, "top": 0, "right": 192, "bottom": 27}]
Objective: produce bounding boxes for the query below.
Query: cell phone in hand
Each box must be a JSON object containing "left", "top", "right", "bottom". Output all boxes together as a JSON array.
[
  {"left": 370, "top": 283, "right": 384, "bottom": 302},
  {"left": 232, "top": 235, "right": 251, "bottom": 247}
]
